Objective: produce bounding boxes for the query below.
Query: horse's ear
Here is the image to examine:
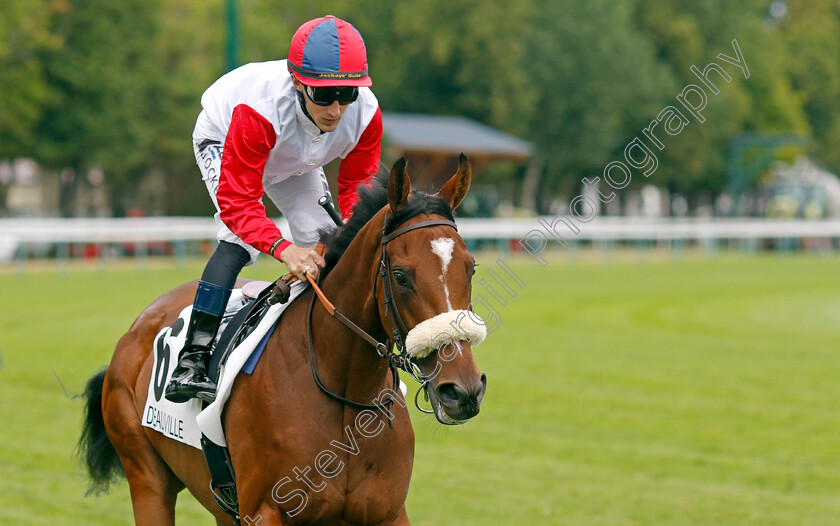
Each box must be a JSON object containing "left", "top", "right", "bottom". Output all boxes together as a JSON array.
[
  {"left": 388, "top": 157, "right": 411, "bottom": 212},
  {"left": 436, "top": 153, "right": 471, "bottom": 210}
]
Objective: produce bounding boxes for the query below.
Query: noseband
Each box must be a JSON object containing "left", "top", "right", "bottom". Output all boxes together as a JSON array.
[{"left": 306, "top": 218, "right": 459, "bottom": 424}]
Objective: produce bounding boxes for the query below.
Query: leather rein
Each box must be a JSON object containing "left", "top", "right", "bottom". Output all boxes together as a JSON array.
[{"left": 305, "top": 218, "right": 459, "bottom": 425}]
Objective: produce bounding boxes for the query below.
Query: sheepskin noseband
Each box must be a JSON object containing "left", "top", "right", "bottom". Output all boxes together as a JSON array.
[{"left": 404, "top": 309, "right": 487, "bottom": 359}]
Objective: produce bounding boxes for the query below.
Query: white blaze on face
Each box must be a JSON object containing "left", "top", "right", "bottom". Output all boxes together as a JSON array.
[{"left": 431, "top": 237, "right": 456, "bottom": 311}]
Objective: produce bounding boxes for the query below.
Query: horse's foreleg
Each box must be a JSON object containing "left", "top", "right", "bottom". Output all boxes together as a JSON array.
[
  {"left": 383, "top": 507, "right": 411, "bottom": 526},
  {"left": 240, "top": 501, "right": 289, "bottom": 526}
]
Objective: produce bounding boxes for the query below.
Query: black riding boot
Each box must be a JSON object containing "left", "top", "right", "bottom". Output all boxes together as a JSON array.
[{"left": 165, "top": 281, "right": 231, "bottom": 403}]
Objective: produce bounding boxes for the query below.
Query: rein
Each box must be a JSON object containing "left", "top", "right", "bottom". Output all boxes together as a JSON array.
[{"left": 305, "top": 218, "right": 458, "bottom": 424}]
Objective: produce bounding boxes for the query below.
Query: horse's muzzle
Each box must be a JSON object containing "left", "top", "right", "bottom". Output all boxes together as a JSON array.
[{"left": 434, "top": 373, "right": 486, "bottom": 423}]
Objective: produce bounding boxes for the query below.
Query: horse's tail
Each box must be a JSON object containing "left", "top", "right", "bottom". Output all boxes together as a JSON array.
[{"left": 76, "top": 367, "right": 124, "bottom": 495}]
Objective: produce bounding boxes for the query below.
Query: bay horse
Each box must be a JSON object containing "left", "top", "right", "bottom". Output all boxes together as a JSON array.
[{"left": 78, "top": 155, "right": 487, "bottom": 525}]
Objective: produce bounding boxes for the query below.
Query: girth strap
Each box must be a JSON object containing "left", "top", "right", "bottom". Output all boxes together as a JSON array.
[{"left": 201, "top": 434, "right": 240, "bottom": 525}]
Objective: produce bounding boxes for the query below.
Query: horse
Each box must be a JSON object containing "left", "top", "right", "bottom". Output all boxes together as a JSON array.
[{"left": 77, "top": 155, "right": 487, "bottom": 525}]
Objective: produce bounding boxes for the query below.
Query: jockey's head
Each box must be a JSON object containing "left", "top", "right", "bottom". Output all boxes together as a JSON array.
[{"left": 287, "top": 15, "right": 371, "bottom": 132}]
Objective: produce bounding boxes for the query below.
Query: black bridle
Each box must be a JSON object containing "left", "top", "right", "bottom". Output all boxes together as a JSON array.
[{"left": 306, "top": 217, "right": 458, "bottom": 425}]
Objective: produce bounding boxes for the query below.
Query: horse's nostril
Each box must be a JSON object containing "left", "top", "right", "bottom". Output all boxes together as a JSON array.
[
  {"left": 475, "top": 373, "right": 487, "bottom": 404},
  {"left": 437, "top": 383, "right": 466, "bottom": 406}
]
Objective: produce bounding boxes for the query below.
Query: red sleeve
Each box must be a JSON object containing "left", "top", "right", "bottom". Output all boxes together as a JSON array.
[
  {"left": 218, "top": 104, "right": 292, "bottom": 259},
  {"left": 337, "top": 107, "right": 382, "bottom": 218}
]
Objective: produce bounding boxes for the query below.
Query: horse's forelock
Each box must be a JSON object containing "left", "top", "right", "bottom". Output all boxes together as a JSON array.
[{"left": 383, "top": 191, "right": 454, "bottom": 234}]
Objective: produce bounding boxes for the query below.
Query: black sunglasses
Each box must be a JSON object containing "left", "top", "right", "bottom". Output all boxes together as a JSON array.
[{"left": 304, "top": 85, "right": 359, "bottom": 106}]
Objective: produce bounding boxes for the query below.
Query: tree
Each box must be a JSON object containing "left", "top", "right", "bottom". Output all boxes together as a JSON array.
[
  {"left": 0, "top": 0, "right": 57, "bottom": 161},
  {"left": 630, "top": 0, "right": 808, "bottom": 203},
  {"left": 146, "top": 0, "right": 226, "bottom": 216},
  {"left": 779, "top": 0, "right": 840, "bottom": 173},
  {"left": 34, "top": 0, "right": 160, "bottom": 216},
  {"left": 523, "top": 0, "right": 678, "bottom": 210}
]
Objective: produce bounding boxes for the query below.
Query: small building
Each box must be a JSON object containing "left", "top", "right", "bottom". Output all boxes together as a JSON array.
[{"left": 380, "top": 112, "right": 533, "bottom": 196}]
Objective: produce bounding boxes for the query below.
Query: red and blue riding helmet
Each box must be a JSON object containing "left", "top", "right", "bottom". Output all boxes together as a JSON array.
[{"left": 287, "top": 15, "right": 371, "bottom": 87}]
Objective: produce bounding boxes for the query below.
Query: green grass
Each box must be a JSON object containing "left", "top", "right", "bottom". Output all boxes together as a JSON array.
[{"left": 1, "top": 253, "right": 839, "bottom": 525}]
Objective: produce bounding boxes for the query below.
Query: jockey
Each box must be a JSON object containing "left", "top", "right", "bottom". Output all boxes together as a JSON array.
[{"left": 165, "top": 15, "right": 382, "bottom": 403}]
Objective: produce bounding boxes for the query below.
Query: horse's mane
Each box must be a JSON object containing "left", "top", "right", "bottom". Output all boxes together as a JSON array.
[{"left": 320, "top": 165, "right": 455, "bottom": 273}]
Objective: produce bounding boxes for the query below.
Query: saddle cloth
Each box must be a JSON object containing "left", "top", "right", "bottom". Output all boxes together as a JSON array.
[{"left": 141, "top": 280, "right": 307, "bottom": 449}]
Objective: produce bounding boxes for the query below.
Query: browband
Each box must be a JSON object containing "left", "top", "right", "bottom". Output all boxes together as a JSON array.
[{"left": 382, "top": 219, "right": 457, "bottom": 245}]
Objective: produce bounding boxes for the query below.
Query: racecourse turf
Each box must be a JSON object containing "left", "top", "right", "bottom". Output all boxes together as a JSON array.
[{"left": 0, "top": 251, "right": 838, "bottom": 525}]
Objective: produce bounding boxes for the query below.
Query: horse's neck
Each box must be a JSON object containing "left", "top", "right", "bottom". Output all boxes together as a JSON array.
[{"left": 313, "top": 221, "right": 390, "bottom": 397}]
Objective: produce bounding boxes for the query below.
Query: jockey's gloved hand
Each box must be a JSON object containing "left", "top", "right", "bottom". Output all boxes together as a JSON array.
[{"left": 278, "top": 243, "right": 326, "bottom": 281}]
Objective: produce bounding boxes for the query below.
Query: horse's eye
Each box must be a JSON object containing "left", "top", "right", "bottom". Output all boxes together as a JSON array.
[{"left": 393, "top": 270, "right": 409, "bottom": 287}]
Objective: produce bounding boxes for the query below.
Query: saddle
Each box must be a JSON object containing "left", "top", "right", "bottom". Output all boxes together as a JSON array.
[
  {"left": 207, "top": 239, "right": 324, "bottom": 382},
  {"left": 206, "top": 278, "right": 292, "bottom": 384}
]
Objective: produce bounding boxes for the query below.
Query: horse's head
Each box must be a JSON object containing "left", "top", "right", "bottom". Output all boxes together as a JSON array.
[{"left": 376, "top": 155, "right": 487, "bottom": 425}]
